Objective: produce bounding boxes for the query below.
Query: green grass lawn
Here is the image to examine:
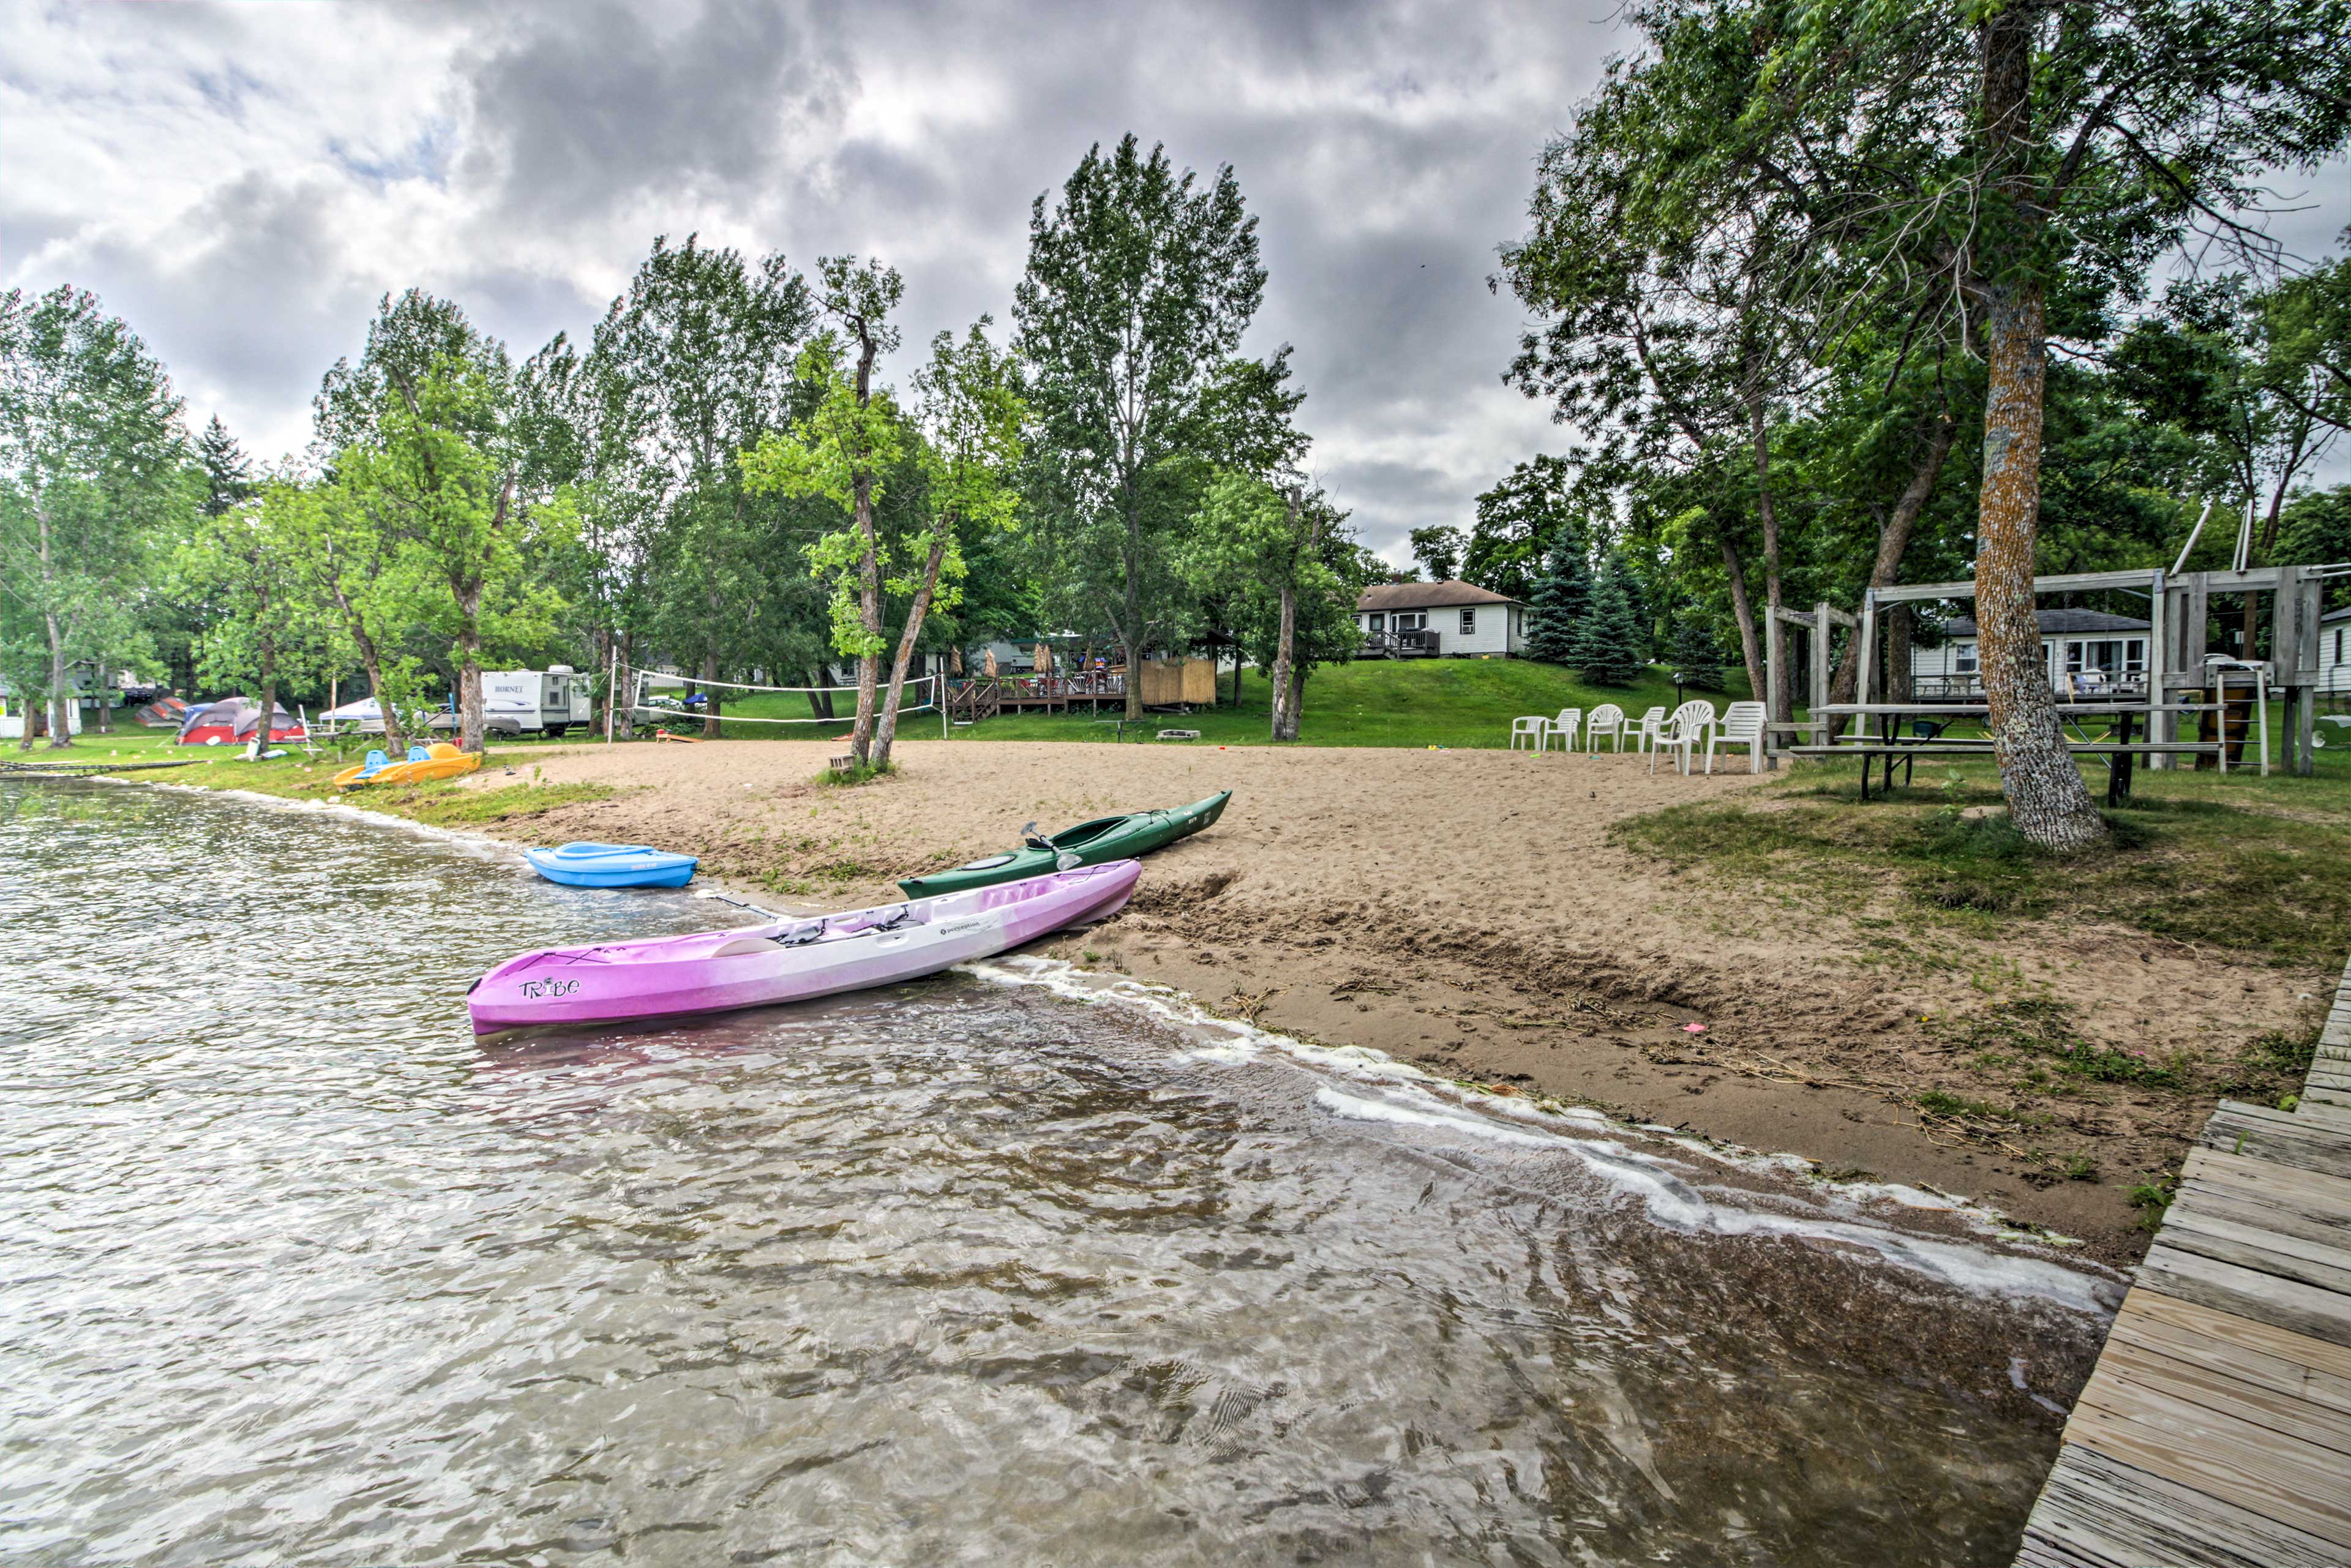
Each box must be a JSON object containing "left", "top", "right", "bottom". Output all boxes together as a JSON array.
[{"left": 929, "top": 658, "right": 1756, "bottom": 749}]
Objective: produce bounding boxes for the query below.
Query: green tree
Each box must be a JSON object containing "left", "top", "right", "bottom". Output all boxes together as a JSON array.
[
  {"left": 547, "top": 235, "right": 818, "bottom": 736},
  {"left": 176, "top": 488, "right": 343, "bottom": 760},
  {"left": 197, "top": 415, "right": 253, "bottom": 517},
  {"left": 871, "top": 320, "right": 1027, "bottom": 767},
  {"left": 1408, "top": 524, "right": 1464, "bottom": 582},
  {"left": 741, "top": 257, "right": 907, "bottom": 768},
  {"left": 0, "top": 285, "right": 187, "bottom": 749},
  {"left": 318, "top": 292, "right": 576, "bottom": 752},
  {"left": 1570, "top": 560, "right": 1648, "bottom": 686},
  {"left": 1188, "top": 475, "right": 1357, "bottom": 739},
  {"left": 1014, "top": 135, "right": 1269, "bottom": 719},
  {"left": 1752, "top": 0, "right": 2351, "bottom": 849},
  {"left": 1523, "top": 522, "right": 1591, "bottom": 664},
  {"left": 1467, "top": 456, "right": 1577, "bottom": 600},
  {"left": 1668, "top": 609, "right": 1725, "bottom": 689}
]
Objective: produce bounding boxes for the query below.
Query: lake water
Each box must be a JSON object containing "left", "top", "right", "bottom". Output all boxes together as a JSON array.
[{"left": 0, "top": 779, "right": 2115, "bottom": 1566}]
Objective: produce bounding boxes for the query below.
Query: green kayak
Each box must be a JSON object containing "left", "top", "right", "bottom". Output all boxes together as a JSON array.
[{"left": 899, "top": 790, "right": 1231, "bottom": 899}]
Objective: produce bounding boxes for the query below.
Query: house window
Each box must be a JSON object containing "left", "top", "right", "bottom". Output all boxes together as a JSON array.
[
  {"left": 2336, "top": 628, "right": 2344, "bottom": 662},
  {"left": 1367, "top": 612, "right": 1385, "bottom": 633},
  {"left": 1954, "top": 643, "right": 1979, "bottom": 675},
  {"left": 1394, "top": 611, "right": 1426, "bottom": 631},
  {"left": 1460, "top": 608, "right": 1477, "bottom": 635}
]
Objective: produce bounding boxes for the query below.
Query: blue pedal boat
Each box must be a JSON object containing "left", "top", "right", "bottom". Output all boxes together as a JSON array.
[{"left": 523, "top": 842, "right": 700, "bottom": 889}]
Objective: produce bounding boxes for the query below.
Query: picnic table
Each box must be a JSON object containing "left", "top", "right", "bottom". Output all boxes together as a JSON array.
[{"left": 1788, "top": 700, "right": 2221, "bottom": 803}]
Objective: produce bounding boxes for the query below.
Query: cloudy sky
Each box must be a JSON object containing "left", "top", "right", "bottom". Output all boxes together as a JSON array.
[{"left": 6, "top": 1, "right": 2346, "bottom": 561}]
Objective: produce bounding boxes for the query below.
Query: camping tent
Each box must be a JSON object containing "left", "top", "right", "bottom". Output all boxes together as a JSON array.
[
  {"left": 318, "top": 695, "right": 385, "bottom": 732},
  {"left": 176, "top": 697, "right": 306, "bottom": 746},
  {"left": 132, "top": 696, "right": 188, "bottom": 727}
]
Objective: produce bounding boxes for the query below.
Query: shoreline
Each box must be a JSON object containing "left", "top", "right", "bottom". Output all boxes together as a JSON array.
[{"left": 96, "top": 735, "right": 2333, "bottom": 1263}]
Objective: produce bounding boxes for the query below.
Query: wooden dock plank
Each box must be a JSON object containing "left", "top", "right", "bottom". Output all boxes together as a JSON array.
[
  {"left": 2015, "top": 955, "right": 2351, "bottom": 1567},
  {"left": 2104, "top": 1291, "right": 2351, "bottom": 1419},
  {"left": 2202, "top": 1101, "right": 2351, "bottom": 1179},
  {"left": 2090, "top": 1335, "right": 2351, "bottom": 1458},
  {"left": 2137, "top": 1241, "right": 2351, "bottom": 1348},
  {"left": 2063, "top": 1389, "right": 2351, "bottom": 1549},
  {"left": 2017, "top": 1447, "right": 2345, "bottom": 1568}
]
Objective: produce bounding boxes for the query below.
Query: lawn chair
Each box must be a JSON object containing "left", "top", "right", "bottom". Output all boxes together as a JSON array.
[
  {"left": 1631, "top": 706, "right": 1668, "bottom": 753},
  {"left": 1510, "top": 714, "right": 1550, "bottom": 750},
  {"left": 1709, "top": 700, "right": 1768, "bottom": 773},
  {"left": 1649, "top": 699, "right": 1716, "bottom": 775},
  {"left": 1585, "top": 703, "right": 1627, "bottom": 756},
  {"left": 1543, "top": 707, "right": 1582, "bottom": 752}
]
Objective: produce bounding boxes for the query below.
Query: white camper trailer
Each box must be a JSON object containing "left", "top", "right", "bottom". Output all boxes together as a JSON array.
[{"left": 478, "top": 667, "right": 593, "bottom": 736}]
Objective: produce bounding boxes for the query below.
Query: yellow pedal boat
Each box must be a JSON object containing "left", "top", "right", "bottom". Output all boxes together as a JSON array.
[{"left": 332, "top": 743, "right": 482, "bottom": 788}]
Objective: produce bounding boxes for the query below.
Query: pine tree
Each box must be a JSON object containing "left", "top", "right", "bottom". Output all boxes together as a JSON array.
[
  {"left": 1570, "top": 563, "right": 1645, "bottom": 686},
  {"left": 1669, "top": 611, "right": 1725, "bottom": 689},
  {"left": 197, "top": 415, "right": 253, "bottom": 517},
  {"left": 1523, "top": 520, "right": 1588, "bottom": 664}
]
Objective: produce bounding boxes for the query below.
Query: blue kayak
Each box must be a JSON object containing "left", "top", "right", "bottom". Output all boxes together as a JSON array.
[{"left": 524, "top": 842, "right": 699, "bottom": 889}]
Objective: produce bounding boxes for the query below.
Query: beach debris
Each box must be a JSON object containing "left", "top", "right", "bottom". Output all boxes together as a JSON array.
[{"left": 1682, "top": 1022, "right": 1708, "bottom": 1033}]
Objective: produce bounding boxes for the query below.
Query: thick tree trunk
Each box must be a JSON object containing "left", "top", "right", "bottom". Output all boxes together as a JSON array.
[
  {"left": 456, "top": 600, "right": 486, "bottom": 754},
  {"left": 700, "top": 647, "right": 725, "bottom": 739},
  {"left": 250, "top": 654, "right": 278, "bottom": 763},
  {"left": 1270, "top": 580, "right": 1298, "bottom": 740},
  {"left": 1977, "top": 282, "right": 2104, "bottom": 849},
  {"left": 1718, "top": 533, "right": 1766, "bottom": 710},
  {"left": 38, "top": 505, "right": 71, "bottom": 749},
  {"left": 1825, "top": 413, "right": 1959, "bottom": 734},
  {"left": 1751, "top": 392, "right": 1790, "bottom": 728}
]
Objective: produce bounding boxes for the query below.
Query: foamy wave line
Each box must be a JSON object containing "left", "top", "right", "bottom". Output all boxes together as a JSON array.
[{"left": 965, "top": 955, "right": 2120, "bottom": 1315}]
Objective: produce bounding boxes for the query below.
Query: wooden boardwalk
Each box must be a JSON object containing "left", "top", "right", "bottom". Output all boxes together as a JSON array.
[{"left": 2015, "top": 954, "right": 2351, "bottom": 1567}]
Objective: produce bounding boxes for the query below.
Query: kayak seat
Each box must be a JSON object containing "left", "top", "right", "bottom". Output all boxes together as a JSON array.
[{"left": 359, "top": 749, "right": 390, "bottom": 776}]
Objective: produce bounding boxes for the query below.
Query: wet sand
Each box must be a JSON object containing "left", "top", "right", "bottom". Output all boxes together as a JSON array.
[{"left": 463, "top": 738, "right": 2323, "bottom": 1262}]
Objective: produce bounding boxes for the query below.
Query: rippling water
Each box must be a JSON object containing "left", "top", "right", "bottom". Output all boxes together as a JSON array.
[{"left": 0, "top": 781, "right": 2113, "bottom": 1566}]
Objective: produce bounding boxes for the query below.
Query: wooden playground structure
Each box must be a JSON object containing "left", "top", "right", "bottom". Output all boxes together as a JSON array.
[{"left": 1767, "top": 564, "right": 2348, "bottom": 795}]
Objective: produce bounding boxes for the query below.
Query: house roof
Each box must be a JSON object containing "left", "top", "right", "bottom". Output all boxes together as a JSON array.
[
  {"left": 1943, "top": 608, "right": 2151, "bottom": 637},
  {"left": 1357, "top": 579, "right": 1520, "bottom": 612},
  {"left": 2323, "top": 604, "right": 2349, "bottom": 624}
]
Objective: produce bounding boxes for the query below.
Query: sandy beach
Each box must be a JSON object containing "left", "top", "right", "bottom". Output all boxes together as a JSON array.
[{"left": 463, "top": 737, "right": 2325, "bottom": 1260}]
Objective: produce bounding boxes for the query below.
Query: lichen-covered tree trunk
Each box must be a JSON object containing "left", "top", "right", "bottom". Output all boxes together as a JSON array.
[
  {"left": 455, "top": 589, "right": 487, "bottom": 755},
  {"left": 1269, "top": 579, "right": 1298, "bottom": 740},
  {"left": 849, "top": 467, "right": 883, "bottom": 765},
  {"left": 1976, "top": 283, "right": 2105, "bottom": 851}
]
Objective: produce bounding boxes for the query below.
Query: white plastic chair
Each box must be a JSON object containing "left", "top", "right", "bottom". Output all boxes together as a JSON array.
[
  {"left": 1543, "top": 708, "right": 1581, "bottom": 752},
  {"left": 1649, "top": 699, "right": 1717, "bottom": 775},
  {"left": 1632, "top": 706, "right": 1668, "bottom": 753},
  {"left": 1509, "top": 715, "right": 1549, "bottom": 751},
  {"left": 1585, "top": 703, "right": 1627, "bottom": 756},
  {"left": 1709, "top": 700, "right": 1768, "bottom": 773}
]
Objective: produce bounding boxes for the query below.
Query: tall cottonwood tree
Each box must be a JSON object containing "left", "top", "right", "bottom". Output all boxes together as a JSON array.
[
  {"left": 552, "top": 236, "right": 817, "bottom": 736},
  {"left": 1014, "top": 135, "right": 1269, "bottom": 719},
  {"left": 1739, "top": 0, "right": 2351, "bottom": 848},
  {"left": 0, "top": 286, "right": 186, "bottom": 748}
]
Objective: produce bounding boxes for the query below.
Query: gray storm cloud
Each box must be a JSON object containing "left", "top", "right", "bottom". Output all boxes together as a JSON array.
[{"left": 5, "top": 1, "right": 2342, "bottom": 543}]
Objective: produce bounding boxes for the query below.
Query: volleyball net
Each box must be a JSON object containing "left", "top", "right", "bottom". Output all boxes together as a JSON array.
[{"left": 622, "top": 668, "right": 943, "bottom": 732}]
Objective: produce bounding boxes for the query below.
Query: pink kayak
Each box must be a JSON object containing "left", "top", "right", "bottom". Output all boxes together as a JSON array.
[{"left": 468, "top": 860, "right": 1141, "bottom": 1034}]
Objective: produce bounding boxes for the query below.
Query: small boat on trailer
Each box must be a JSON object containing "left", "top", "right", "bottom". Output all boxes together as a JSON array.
[
  {"left": 898, "top": 790, "right": 1230, "bottom": 899},
  {"left": 467, "top": 860, "right": 1141, "bottom": 1034},
  {"left": 524, "top": 842, "right": 699, "bottom": 888}
]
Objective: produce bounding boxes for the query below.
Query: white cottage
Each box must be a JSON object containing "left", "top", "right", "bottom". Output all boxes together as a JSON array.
[
  {"left": 1355, "top": 581, "right": 1529, "bottom": 658},
  {"left": 1910, "top": 607, "right": 2152, "bottom": 698},
  {"left": 2322, "top": 604, "right": 2350, "bottom": 696}
]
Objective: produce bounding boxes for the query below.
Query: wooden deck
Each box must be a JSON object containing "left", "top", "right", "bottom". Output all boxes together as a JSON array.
[{"left": 2014, "top": 953, "right": 2351, "bottom": 1567}]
